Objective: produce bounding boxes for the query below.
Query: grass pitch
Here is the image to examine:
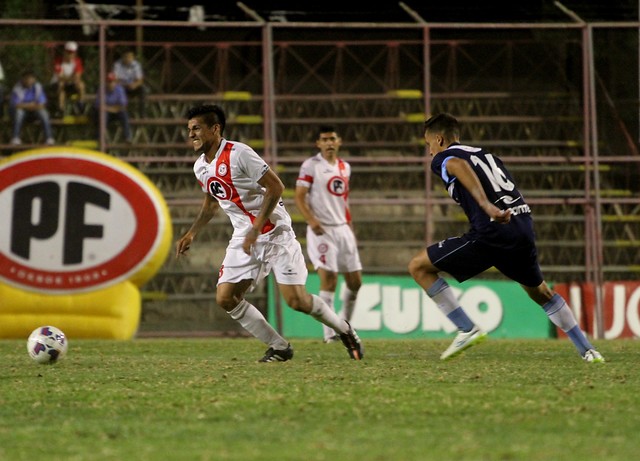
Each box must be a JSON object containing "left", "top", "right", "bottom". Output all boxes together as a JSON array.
[{"left": 0, "top": 337, "right": 638, "bottom": 461}]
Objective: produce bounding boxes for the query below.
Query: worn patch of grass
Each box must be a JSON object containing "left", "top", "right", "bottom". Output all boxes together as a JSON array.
[{"left": 0, "top": 338, "right": 637, "bottom": 461}]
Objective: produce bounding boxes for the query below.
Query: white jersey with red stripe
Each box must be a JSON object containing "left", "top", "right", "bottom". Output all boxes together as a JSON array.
[
  {"left": 193, "top": 139, "right": 293, "bottom": 245},
  {"left": 296, "top": 153, "right": 351, "bottom": 226}
]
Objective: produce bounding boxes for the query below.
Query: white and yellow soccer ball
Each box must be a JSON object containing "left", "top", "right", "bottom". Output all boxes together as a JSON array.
[{"left": 27, "top": 326, "right": 68, "bottom": 364}]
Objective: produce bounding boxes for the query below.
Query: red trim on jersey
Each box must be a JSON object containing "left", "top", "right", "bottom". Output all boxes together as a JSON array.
[
  {"left": 215, "top": 141, "right": 274, "bottom": 234},
  {"left": 337, "top": 158, "right": 347, "bottom": 176},
  {"left": 53, "top": 56, "right": 84, "bottom": 76},
  {"left": 337, "top": 158, "right": 352, "bottom": 223},
  {"left": 298, "top": 174, "right": 314, "bottom": 183}
]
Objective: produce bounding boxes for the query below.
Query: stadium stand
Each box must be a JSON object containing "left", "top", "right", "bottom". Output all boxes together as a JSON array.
[{"left": 1, "top": 17, "right": 638, "bottom": 333}]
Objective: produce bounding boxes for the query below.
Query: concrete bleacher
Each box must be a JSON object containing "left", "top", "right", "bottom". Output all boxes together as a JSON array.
[{"left": 3, "top": 91, "right": 638, "bottom": 292}]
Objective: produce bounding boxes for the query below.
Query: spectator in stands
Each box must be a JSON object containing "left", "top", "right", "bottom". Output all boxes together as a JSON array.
[
  {"left": 9, "top": 69, "right": 55, "bottom": 145},
  {"left": 176, "top": 104, "right": 364, "bottom": 363},
  {"left": 408, "top": 112, "right": 605, "bottom": 363},
  {"left": 112, "top": 49, "right": 147, "bottom": 118},
  {"left": 51, "top": 41, "right": 86, "bottom": 116},
  {"left": 92, "top": 72, "right": 132, "bottom": 143},
  {"left": 294, "top": 125, "right": 362, "bottom": 343}
]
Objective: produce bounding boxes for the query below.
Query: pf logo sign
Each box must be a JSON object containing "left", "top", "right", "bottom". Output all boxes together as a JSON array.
[{"left": 0, "top": 148, "right": 173, "bottom": 339}]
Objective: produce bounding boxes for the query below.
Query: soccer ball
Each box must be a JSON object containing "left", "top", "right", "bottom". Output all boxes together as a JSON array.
[{"left": 27, "top": 326, "right": 68, "bottom": 364}]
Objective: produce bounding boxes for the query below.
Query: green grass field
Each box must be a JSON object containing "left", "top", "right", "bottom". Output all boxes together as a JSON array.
[{"left": 0, "top": 337, "right": 638, "bottom": 461}]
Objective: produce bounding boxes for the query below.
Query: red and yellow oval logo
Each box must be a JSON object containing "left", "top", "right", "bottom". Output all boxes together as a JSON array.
[{"left": 0, "top": 148, "right": 172, "bottom": 293}]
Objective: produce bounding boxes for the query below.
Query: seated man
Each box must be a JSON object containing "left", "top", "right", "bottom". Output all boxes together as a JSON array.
[
  {"left": 9, "top": 70, "right": 55, "bottom": 145},
  {"left": 51, "top": 41, "right": 86, "bottom": 116},
  {"left": 91, "top": 72, "right": 132, "bottom": 143},
  {"left": 112, "top": 49, "right": 147, "bottom": 118}
]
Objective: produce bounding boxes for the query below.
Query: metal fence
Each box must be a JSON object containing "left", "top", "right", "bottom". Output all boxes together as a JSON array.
[{"left": 0, "top": 17, "right": 638, "bottom": 335}]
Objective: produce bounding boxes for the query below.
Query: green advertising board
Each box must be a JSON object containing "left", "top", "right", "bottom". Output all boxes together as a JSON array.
[{"left": 268, "top": 274, "right": 554, "bottom": 339}]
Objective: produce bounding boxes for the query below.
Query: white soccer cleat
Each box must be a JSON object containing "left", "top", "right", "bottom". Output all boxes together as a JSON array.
[
  {"left": 582, "top": 348, "right": 605, "bottom": 363},
  {"left": 440, "top": 325, "right": 487, "bottom": 360}
]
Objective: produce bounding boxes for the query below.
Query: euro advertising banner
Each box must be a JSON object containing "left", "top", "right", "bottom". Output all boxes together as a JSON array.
[
  {"left": 269, "top": 274, "right": 554, "bottom": 339},
  {"left": 0, "top": 148, "right": 172, "bottom": 339},
  {"left": 554, "top": 281, "right": 640, "bottom": 339}
]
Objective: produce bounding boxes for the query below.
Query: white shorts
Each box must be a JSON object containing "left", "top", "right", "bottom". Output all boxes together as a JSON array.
[
  {"left": 217, "top": 229, "right": 308, "bottom": 289},
  {"left": 306, "top": 224, "right": 363, "bottom": 273}
]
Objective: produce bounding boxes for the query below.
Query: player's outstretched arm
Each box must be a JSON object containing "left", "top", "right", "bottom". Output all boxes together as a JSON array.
[
  {"left": 446, "top": 158, "right": 512, "bottom": 224},
  {"left": 175, "top": 193, "right": 219, "bottom": 257}
]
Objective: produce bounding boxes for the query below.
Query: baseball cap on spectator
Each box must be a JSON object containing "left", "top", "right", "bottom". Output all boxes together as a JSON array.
[{"left": 65, "top": 41, "right": 78, "bottom": 52}]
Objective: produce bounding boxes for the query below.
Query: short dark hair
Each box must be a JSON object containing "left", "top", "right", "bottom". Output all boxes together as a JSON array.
[
  {"left": 316, "top": 125, "right": 338, "bottom": 139},
  {"left": 424, "top": 113, "right": 460, "bottom": 140},
  {"left": 186, "top": 104, "right": 226, "bottom": 134}
]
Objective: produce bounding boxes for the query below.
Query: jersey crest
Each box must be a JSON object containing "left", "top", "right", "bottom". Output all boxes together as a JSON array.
[
  {"left": 326, "top": 158, "right": 349, "bottom": 196},
  {"left": 327, "top": 176, "right": 348, "bottom": 196},
  {"left": 208, "top": 143, "right": 235, "bottom": 202},
  {"left": 206, "top": 141, "right": 275, "bottom": 234}
]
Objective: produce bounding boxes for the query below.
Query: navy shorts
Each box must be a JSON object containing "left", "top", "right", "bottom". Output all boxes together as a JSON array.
[{"left": 426, "top": 233, "right": 544, "bottom": 287}]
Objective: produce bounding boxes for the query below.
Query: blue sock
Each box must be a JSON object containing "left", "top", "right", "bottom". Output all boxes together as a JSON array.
[
  {"left": 426, "top": 277, "right": 449, "bottom": 297},
  {"left": 447, "top": 307, "right": 475, "bottom": 333},
  {"left": 565, "top": 326, "right": 594, "bottom": 356},
  {"left": 426, "top": 278, "right": 475, "bottom": 332},
  {"left": 543, "top": 294, "right": 594, "bottom": 355}
]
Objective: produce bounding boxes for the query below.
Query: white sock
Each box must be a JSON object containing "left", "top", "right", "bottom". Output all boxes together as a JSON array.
[
  {"left": 426, "top": 277, "right": 458, "bottom": 315},
  {"left": 310, "top": 294, "right": 348, "bottom": 334},
  {"left": 426, "top": 277, "right": 475, "bottom": 332},
  {"left": 543, "top": 294, "right": 594, "bottom": 354},
  {"left": 228, "top": 299, "right": 288, "bottom": 350},
  {"left": 542, "top": 294, "right": 578, "bottom": 331},
  {"left": 319, "top": 290, "right": 337, "bottom": 340},
  {"left": 340, "top": 287, "right": 357, "bottom": 322}
]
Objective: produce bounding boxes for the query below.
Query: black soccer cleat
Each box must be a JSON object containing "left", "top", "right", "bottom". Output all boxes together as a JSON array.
[
  {"left": 258, "top": 343, "right": 294, "bottom": 363},
  {"left": 339, "top": 322, "right": 364, "bottom": 360}
]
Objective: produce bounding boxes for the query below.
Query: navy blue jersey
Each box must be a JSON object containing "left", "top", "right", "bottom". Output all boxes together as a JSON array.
[{"left": 431, "top": 143, "right": 535, "bottom": 248}]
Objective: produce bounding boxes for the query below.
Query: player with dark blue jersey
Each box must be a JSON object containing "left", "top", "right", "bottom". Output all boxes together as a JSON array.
[
  {"left": 428, "top": 142, "right": 540, "bottom": 285},
  {"left": 430, "top": 144, "right": 532, "bottom": 243},
  {"left": 408, "top": 113, "right": 604, "bottom": 363}
]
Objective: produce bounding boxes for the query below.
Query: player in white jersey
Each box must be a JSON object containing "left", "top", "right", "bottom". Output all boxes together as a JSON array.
[
  {"left": 295, "top": 126, "right": 362, "bottom": 343},
  {"left": 175, "top": 105, "right": 363, "bottom": 362}
]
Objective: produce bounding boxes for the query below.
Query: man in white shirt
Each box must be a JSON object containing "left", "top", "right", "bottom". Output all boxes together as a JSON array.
[
  {"left": 176, "top": 105, "right": 364, "bottom": 362},
  {"left": 295, "top": 126, "right": 362, "bottom": 343}
]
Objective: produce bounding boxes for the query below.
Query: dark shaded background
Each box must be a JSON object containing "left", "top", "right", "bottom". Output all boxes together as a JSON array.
[{"left": 47, "top": 1, "right": 638, "bottom": 23}]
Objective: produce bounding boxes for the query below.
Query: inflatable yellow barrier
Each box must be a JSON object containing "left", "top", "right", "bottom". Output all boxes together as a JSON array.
[
  {"left": 0, "top": 282, "right": 141, "bottom": 339},
  {"left": 0, "top": 148, "right": 172, "bottom": 340}
]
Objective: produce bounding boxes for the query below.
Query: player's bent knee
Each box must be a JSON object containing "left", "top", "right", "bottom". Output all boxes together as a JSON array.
[
  {"left": 522, "top": 282, "right": 554, "bottom": 306},
  {"left": 282, "top": 293, "right": 307, "bottom": 312},
  {"left": 215, "top": 293, "right": 237, "bottom": 311},
  {"left": 348, "top": 280, "right": 362, "bottom": 292},
  {"left": 408, "top": 257, "right": 421, "bottom": 277},
  {"left": 284, "top": 297, "right": 304, "bottom": 311}
]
